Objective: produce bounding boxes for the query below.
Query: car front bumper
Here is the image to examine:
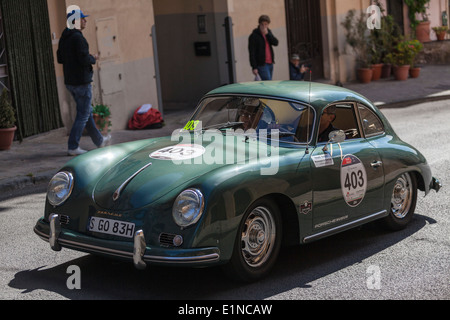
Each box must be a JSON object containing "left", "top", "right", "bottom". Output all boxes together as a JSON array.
[{"left": 34, "top": 215, "right": 220, "bottom": 270}]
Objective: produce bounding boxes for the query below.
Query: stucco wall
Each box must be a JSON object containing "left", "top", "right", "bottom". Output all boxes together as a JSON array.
[
  {"left": 227, "top": 0, "right": 289, "bottom": 82},
  {"left": 47, "top": 0, "right": 159, "bottom": 132}
]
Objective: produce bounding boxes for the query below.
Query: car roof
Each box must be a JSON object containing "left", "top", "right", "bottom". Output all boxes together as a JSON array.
[{"left": 206, "top": 81, "right": 375, "bottom": 111}]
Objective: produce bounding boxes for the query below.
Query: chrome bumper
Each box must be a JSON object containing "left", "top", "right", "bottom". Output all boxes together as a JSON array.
[
  {"left": 34, "top": 215, "right": 220, "bottom": 270},
  {"left": 431, "top": 177, "right": 442, "bottom": 192}
]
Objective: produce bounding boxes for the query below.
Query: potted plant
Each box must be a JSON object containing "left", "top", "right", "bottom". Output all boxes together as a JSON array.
[
  {"left": 385, "top": 40, "right": 422, "bottom": 80},
  {"left": 432, "top": 26, "right": 448, "bottom": 41},
  {"left": 379, "top": 14, "right": 403, "bottom": 78},
  {"left": 405, "top": 0, "right": 431, "bottom": 43},
  {"left": 0, "top": 88, "right": 17, "bottom": 150},
  {"left": 342, "top": 9, "right": 373, "bottom": 83},
  {"left": 407, "top": 39, "right": 424, "bottom": 78},
  {"left": 92, "top": 103, "right": 112, "bottom": 135}
]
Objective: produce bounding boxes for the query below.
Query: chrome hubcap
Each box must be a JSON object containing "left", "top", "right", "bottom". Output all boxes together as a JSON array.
[
  {"left": 391, "top": 173, "right": 413, "bottom": 219},
  {"left": 241, "top": 206, "right": 276, "bottom": 268}
]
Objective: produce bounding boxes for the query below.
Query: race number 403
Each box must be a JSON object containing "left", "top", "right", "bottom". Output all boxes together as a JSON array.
[{"left": 340, "top": 154, "right": 367, "bottom": 207}]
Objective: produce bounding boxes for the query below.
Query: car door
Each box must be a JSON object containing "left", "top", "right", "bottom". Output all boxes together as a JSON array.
[{"left": 310, "top": 102, "right": 385, "bottom": 234}]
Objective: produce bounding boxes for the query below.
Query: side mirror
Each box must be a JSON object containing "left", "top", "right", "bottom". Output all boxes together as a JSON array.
[
  {"left": 323, "top": 130, "right": 345, "bottom": 152},
  {"left": 329, "top": 130, "right": 346, "bottom": 143}
]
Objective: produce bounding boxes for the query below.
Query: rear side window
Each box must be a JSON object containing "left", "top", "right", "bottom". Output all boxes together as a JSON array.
[{"left": 358, "top": 104, "right": 384, "bottom": 137}]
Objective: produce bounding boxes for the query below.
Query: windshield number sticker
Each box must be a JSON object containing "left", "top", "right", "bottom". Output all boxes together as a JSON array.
[
  {"left": 340, "top": 154, "right": 367, "bottom": 207},
  {"left": 184, "top": 120, "right": 200, "bottom": 131}
]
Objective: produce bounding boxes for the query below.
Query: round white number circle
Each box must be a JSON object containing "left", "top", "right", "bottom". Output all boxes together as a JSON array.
[
  {"left": 340, "top": 154, "right": 367, "bottom": 207},
  {"left": 150, "top": 144, "right": 205, "bottom": 160}
]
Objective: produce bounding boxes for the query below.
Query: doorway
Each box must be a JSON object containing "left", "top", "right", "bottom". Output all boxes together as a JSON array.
[
  {"left": 285, "top": 0, "right": 324, "bottom": 80},
  {"left": 152, "top": 0, "right": 224, "bottom": 112}
]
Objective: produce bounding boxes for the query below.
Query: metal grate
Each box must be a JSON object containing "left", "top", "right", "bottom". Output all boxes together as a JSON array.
[
  {"left": 59, "top": 215, "right": 70, "bottom": 225},
  {"left": 159, "top": 233, "right": 176, "bottom": 247}
]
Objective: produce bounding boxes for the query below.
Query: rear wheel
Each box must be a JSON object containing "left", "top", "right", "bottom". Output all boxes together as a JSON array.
[
  {"left": 384, "top": 172, "right": 417, "bottom": 230},
  {"left": 224, "top": 198, "right": 282, "bottom": 282}
]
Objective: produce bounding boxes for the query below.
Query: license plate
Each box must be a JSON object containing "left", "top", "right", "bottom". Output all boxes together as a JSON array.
[{"left": 88, "top": 217, "right": 135, "bottom": 238}]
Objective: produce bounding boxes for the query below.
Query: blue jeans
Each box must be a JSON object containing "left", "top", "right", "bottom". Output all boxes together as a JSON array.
[
  {"left": 257, "top": 64, "right": 274, "bottom": 80},
  {"left": 66, "top": 84, "right": 103, "bottom": 150}
]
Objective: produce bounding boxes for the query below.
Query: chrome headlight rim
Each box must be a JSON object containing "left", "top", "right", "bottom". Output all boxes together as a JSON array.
[
  {"left": 47, "top": 171, "right": 74, "bottom": 207},
  {"left": 172, "top": 188, "right": 205, "bottom": 228}
]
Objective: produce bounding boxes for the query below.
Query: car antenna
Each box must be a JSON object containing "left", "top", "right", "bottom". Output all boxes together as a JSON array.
[{"left": 305, "top": 69, "right": 313, "bottom": 154}]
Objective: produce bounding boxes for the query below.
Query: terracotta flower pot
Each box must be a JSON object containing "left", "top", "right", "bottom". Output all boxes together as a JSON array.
[
  {"left": 409, "top": 67, "right": 421, "bottom": 78},
  {"left": 416, "top": 21, "right": 431, "bottom": 43},
  {"left": 393, "top": 65, "right": 410, "bottom": 81},
  {"left": 357, "top": 68, "right": 373, "bottom": 84},
  {"left": 371, "top": 63, "right": 383, "bottom": 81},
  {"left": 436, "top": 32, "right": 446, "bottom": 41},
  {"left": 0, "top": 126, "right": 16, "bottom": 150},
  {"left": 93, "top": 114, "right": 111, "bottom": 135},
  {"left": 381, "top": 64, "right": 392, "bottom": 78}
]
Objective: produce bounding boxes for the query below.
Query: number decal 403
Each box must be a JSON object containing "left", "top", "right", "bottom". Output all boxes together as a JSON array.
[{"left": 340, "top": 154, "right": 367, "bottom": 207}]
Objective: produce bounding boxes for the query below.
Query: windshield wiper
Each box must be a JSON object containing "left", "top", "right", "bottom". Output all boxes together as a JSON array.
[
  {"left": 203, "top": 122, "right": 244, "bottom": 131},
  {"left": 263, "top": 131, "right": 295, "bottom": 138}
]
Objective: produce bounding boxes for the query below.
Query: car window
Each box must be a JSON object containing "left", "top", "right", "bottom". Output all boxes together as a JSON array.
[
  {"left": 191, "top": 96, "right": 315, "bottom": 144},
  {"left": 320, "top": 103, "right": 361, "bottom": 142},
  {"left": 358, "top": 104, "right": 385, "bottom": 137}
]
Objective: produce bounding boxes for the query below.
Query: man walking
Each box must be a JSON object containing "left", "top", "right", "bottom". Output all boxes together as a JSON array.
[
  {"left": 248, "top": 15, "right": 279, "bottom": 80},
  {"left": 57, "top": 8, "right": 110, "bottom": 156}
]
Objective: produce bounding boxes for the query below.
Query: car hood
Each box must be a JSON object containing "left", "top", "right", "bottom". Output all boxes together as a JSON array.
[{"left": 92, "top": 134, "right": 270, "bottom": 210}]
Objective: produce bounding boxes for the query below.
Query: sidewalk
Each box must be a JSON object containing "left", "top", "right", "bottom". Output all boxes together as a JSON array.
[{"left": 1, "top": 64, "right": 449, "bottom": 196}]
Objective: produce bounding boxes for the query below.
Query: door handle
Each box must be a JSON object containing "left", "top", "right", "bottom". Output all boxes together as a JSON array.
[{"left": 371, "top": 161, "right": 383, "bottom": 168}]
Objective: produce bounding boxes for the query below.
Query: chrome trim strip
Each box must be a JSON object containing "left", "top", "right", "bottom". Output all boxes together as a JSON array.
[
  {"left": 113, "top": 162, "right": 153, "bottom": 201},
  {"left": 143, "top": 253, "right": 220, "bottom": 264},
  {"left": 303, "top": 210, "right": 387, "bottom": 243}
]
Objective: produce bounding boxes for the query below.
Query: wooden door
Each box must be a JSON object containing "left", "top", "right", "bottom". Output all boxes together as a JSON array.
[{"left": 285, "top": 0, "right": 324, "bottom": 79}]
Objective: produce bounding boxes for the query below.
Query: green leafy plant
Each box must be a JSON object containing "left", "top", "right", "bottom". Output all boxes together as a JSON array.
[
  {"left": 405, "top": 0, "right": 430, "bottom": 31},
  {"left": 0, "top": 88, "right": 16, "bottom": 129},
  {"left": 432, "top": 26, "right": 448, "bottom": 33},
  {"left": 368, "top": 9, "right": 403, "bottom": 64},
  {"left": 341, "top": 9, "right": 372, "bottom": 68},
  {"left": 92, "top": 103, "right": 111, "bottom": 133},
  {"left": 385, "top": 40, "right": 423, "bottom": 67}
]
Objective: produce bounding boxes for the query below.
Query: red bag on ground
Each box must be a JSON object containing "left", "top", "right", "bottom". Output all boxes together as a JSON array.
[{"left": 128, "top": 105, "right": 164, "bottom": 130}]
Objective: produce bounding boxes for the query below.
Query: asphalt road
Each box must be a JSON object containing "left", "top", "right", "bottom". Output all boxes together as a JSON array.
[{"left": 0, "top": 100, "right": 448, "bottom": 301}]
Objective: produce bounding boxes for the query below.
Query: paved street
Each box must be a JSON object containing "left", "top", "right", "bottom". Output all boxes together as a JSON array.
[{"left": 0, "top": 99, "right": 448, "bottom": 301}]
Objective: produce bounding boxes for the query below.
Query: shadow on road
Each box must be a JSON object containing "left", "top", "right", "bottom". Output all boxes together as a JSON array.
[{"left": 8, "top": 213, "right": 435, "bottom": 300}]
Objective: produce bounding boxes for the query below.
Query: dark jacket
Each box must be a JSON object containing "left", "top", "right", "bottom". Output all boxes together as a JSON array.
[
  {"left": 57, "top": 28, "right": 96, "bottom": 86},
  {"left": 289, "top": 62, "right": 305, "bottom": 81},
  {"left": 248, "top": 28, "right": 279, "bottom": 70}
]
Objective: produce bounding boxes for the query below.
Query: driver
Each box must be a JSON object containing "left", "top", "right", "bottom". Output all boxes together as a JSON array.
[
  {"left": 238, "top": 105, "right": 260, "bottom": 131},
  {"left": 318, "top": 106, "right": 339, "bottom": 143}
]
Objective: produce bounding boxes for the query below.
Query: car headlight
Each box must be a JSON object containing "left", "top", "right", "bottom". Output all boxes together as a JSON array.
[
  {"left": 47, "top": 171, "right": 74, "bottom": 207},
  {"left": 172, "top": 189, "right": 204, "bottom": 227}
]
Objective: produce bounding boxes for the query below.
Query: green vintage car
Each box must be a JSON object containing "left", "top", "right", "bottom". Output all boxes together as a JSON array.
[{"left": 34, "top": 81, "right": 441, "bottom": 281}]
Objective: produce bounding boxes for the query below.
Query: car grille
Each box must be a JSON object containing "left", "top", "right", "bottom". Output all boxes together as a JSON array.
[{"left": 59, "top": 215, "right": 70, "bottom": 225}]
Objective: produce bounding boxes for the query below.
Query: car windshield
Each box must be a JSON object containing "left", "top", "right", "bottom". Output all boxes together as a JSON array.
[{"left": 188, "top": 96, "right": 315, "bottom": 144}]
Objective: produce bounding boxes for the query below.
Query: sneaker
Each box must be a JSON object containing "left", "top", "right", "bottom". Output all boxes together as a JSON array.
[
  {"left": 99, "top": 134, "right": 112, "bottom": 148},
  {"left": 68, "top": 147, "right": 87, "bottom": 156}
]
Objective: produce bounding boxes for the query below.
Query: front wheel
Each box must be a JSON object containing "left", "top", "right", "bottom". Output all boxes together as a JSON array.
[
  {"left": 383, "top": 172, "right": 417, "bottom": 231},
  {"left": 224, "top": 198, "right": 282, "bottom": 282}
]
